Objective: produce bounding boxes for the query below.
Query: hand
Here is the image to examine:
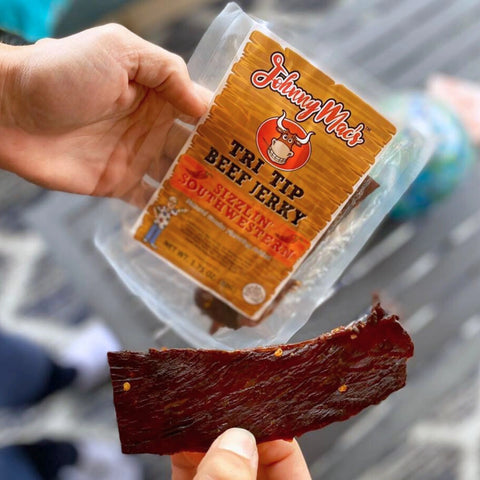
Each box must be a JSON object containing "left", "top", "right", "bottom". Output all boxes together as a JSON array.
[
  {"left": 0, "top": 24, "right": 208, "bottom": 204},
  {"left": 171, "top": 428, "right": 312, "bottom": 480}
]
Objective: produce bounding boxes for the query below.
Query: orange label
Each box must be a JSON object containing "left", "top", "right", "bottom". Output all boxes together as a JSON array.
[
  {"left": 133, "top": 29, "right": 396, "bottom": 319},
  {"left": 170, "top": 154, "right": 310, "bottom": 267}
]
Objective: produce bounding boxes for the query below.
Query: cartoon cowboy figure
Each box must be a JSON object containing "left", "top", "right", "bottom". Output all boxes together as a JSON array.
[{"left": 143, "top": 196, "right": 187, "bottom": 248}]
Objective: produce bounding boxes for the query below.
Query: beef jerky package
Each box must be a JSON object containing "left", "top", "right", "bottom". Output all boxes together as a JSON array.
[{"left": 95, "top": 3, "right": 433, "bottom": 349}]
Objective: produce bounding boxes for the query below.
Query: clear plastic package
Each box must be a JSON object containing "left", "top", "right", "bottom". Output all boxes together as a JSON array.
[{"left": 95, "top": 3, "right": 433, "bottom": 349}]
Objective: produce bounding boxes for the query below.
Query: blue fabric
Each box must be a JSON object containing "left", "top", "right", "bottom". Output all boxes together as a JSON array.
[
  {"left": 22, "top": 440, "right": 78, "bottom": 479},
  {"left": 0, "top": 447, "right": 41, "bottom": 480},
  {"left": 0, "top": 330, "right": 53, "bottom": 407},
  {"left": 0, "top": 0, "right": 70, "bottom": 41}
]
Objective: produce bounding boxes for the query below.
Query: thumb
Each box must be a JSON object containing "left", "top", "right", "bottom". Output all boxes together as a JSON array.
[
  {"left": 116, "top": 27, "right": 207, "bottom": 117},
  {"left": 194, "top": 428, "right": 258, "bottom": 480}
]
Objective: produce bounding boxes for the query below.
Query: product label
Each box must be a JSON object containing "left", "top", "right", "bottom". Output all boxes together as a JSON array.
[{"left": 133, "top": 29, "right": 396, "bottom": 319}]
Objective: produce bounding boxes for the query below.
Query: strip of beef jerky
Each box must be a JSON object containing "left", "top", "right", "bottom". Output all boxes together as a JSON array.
[
  {"left": 196, "top": 176, "right": 379, "bottom": 331},
  {"left": 108, "top": 304, "right": 413, "bottom": 455},
  {"left": 195, "top": 279, "right": 301, "bottom": 333},
  {"left": 322, "top": 175, "right": 379, "bottom": 238}
]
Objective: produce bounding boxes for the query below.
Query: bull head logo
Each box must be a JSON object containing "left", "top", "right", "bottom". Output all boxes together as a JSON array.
[
  {"left": 257, "top": 111, "right": 315, "bottom": 171},
  {"left": 269, "top": 110, "right": 315, "bottom": 165}
]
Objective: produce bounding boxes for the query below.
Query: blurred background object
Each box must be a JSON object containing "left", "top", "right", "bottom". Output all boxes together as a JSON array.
[
  {"left": 0, "top": 0, "right": 68, "bottom": 41},
  {"left": 383, "top": 92, "right": 475, "bottom": 219},
  {"left": 1, "top": 0, "right": 480, "bottom": 478}
]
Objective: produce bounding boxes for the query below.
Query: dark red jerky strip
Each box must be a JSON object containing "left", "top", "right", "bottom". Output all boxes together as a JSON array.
[{"left": 108, "top": 304, "right": 413, "bottom": 455}]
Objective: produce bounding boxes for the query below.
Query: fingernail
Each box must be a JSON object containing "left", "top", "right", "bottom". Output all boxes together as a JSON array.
[{"left": 217, "top": 428, "right": 256, "bottom": 460}]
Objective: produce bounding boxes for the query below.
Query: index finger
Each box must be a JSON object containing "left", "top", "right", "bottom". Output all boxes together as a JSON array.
[
  {"left": 257, "top": 439, "right": 311, "bottom": 480},
  {"left": 171, "top": 451, "right": 205, "bottom": 480},
  {"left": 117, "top": 27, "right": 208, "bottom": 117}
]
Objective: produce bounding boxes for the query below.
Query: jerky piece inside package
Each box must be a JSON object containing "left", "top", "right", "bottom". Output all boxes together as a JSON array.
[
  {"left": 197, "top": 175, "right": 379, "bottom": 333},
  {"left": 108, "top": 304, "right": 414, "bottom": 455},
  {"left": 95, "top": 3, "right": 433, "bottom": 349}
]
